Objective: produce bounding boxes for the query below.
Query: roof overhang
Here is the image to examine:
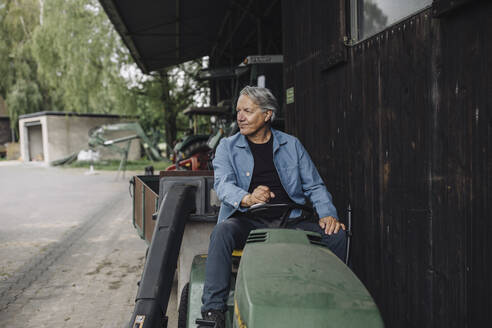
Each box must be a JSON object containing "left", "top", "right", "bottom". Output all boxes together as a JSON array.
[
  {"left": 99, "top": 0, "right": 282, "bottom": 74},
  {"left": 99, "top": 0, "right": 230, "bottom": 73}
]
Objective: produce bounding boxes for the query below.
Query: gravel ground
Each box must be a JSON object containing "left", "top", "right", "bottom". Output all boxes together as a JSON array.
[{"left": 0, "top": 162, "right": 177, "bottom": 328}]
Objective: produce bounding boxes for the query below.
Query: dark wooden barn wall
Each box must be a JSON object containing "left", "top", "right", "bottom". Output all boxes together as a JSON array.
[{"left": 282, "top": 0, "right": 491, "bottom": 327}]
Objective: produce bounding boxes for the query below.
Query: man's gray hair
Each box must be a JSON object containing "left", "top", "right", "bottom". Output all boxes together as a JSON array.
[{"left": 239, "top": 86, "right": 279, "bottom": 122}]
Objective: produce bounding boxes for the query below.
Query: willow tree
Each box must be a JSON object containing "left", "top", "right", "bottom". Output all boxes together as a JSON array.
[
  {"left": 31, "top": 0, "right": 134, "bottom": 115},
  {"left": 0, "top": 0, "right": 44, "bottom": 135}
]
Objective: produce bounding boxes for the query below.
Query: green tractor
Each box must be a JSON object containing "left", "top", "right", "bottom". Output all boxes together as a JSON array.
[
  {"left": 128, "top": 179, "right": 384, "bottom": 328},
  {"left": 167, "top": 104, "right": 235, "bottom": 171},
  {"left": 181, "top": 203, "right": 383, "bottom": 328}
]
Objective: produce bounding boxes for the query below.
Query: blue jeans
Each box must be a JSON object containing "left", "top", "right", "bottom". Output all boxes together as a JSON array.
[{"left": 201, "top": 215, "right": 347, "bottom": 311}]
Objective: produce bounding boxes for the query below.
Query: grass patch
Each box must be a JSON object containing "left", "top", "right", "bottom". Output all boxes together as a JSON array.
[{"left": 65, "top": 159, "right": 172, "bottom": 172}]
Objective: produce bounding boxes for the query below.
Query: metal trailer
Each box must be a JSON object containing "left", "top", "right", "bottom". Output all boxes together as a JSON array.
[{"left": 130, "top": 171, "right": 219, "bottom": 325}]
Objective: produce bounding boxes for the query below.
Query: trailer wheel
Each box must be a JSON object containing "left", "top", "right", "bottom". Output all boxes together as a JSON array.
[{"left": 178, "top": 282, "right": 190, "bottom": 328}]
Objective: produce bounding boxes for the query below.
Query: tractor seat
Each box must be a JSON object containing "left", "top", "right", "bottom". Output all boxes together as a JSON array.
[
  {"left": 231, "top": 249, "right": 243, "bottom": 272},
  {"left": 232, "top": 249, "right": 243, "bottom": 257}
]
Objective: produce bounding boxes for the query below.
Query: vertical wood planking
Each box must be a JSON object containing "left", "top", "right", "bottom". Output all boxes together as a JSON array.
[{"left": 281, "top": 0, "right": 492, "bottom": 326}]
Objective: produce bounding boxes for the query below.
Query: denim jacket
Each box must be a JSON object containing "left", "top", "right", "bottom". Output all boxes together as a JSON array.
[{"left": 213, "top": 128, "right": 338, "bottom": 223}]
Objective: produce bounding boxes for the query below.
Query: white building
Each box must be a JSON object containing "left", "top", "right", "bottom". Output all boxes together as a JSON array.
[{"left": 19, "top": 112, "right": 141, "bottom": 164}]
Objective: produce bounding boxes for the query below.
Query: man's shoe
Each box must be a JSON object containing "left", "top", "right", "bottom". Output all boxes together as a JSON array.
[{"left": 200, "top": 309, "right": 225, "bottom": 328}]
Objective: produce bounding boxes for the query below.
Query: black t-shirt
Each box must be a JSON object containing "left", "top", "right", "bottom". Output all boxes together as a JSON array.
[{"left": 247, "top": 134, "right": 291, "bottom": 218}]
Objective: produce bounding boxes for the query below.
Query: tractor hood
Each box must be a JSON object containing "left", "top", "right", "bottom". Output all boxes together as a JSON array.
[{"left": 234, "top": 229, "right": 383, "bottom": 328}]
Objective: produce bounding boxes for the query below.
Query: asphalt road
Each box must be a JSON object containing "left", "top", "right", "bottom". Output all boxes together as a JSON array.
[{"left": 0, "top": 162, "right": 177, "bottom": 327}]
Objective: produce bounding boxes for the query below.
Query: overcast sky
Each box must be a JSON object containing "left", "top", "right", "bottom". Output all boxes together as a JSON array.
[{"left": 368, "top": 0, "right": 432, "bottom": 25}]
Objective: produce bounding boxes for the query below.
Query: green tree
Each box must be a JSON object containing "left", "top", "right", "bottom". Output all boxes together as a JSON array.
[
  {"left": 133, "top": 60, "right": 210, "bottom": 155},
  {"left": 31, "top": 0, "right": 134, "bottom": 115},
  {"left": 0, "top": 0, "right": 45, "bottom": 135}
]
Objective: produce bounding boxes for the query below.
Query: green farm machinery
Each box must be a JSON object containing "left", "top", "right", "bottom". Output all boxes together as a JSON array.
[{"left": 129, "top": 174, "right": 383, "bottom": 328}]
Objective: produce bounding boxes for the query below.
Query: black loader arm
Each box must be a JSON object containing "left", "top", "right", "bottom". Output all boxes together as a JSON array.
[{"left": 129, "top": 183, "right": 196, "bottom": 328}]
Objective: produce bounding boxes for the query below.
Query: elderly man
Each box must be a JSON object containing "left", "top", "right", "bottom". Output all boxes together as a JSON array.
[{"left": 201, "top": 86, "right": 347, "bottom": 327}]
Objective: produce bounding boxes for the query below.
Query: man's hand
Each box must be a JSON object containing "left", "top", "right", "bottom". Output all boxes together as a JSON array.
[
  {"left": 251, "top": 185, "right": 275, "bottom": 203},
  {"left": 319, "top": 216, "right": 346, "bottom": 235},
  {"left": 240, "top": 185, "right": 275, "bottom": 207}
]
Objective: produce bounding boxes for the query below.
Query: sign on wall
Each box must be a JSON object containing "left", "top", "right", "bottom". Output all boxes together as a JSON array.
[{"left": 286, "top": 87, "right": 295, "bottom": 104}]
